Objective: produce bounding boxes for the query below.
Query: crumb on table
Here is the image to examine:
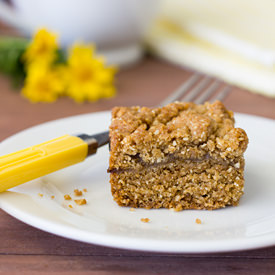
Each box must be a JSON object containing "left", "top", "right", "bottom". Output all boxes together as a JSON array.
[
  {"left": 141, "top": 218, "right": 150, "bottom": 223},
  {"left": 74, "top": 189, "right": 83, "bottom": 196},
  {"left": 64, "top": 194, "right": 72, "bottom": 200},
  {"left": 74, "top": 199, "right": 87, "bottom": 205},
  {"left": 195, "top": 218, "right": 202, "bottom": 224}
]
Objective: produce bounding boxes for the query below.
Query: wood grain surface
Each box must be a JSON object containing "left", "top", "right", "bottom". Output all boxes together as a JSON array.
[{"left": 1, "top": 22, "right": 275, "bottom": 274}]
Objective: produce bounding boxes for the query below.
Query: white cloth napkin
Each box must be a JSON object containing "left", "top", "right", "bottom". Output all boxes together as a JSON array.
[{"left": 146, "top": 0, "right": 275, "bottom": 97}]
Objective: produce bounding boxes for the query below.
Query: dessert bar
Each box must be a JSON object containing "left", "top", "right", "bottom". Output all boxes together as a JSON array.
[{"left": 108, "top": 101, "right": 248, "bottom": 210}]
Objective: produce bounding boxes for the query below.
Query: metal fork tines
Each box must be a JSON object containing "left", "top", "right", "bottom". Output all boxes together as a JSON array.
[{"left": 160, "top": 73, "right": 232, "bottom": 106}]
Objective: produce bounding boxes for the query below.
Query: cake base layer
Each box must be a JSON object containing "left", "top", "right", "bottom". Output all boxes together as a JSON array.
[{"left": 110, "top": 160, "right": 244, "bottom": 211}]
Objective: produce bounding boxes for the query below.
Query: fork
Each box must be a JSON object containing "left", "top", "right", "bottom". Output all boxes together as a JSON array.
[
  {"left": 0, "top": 74, "right": 231, "bottom": 192},
  {"left": 160, "top": 73, "right": 231, "bottom": 106}
]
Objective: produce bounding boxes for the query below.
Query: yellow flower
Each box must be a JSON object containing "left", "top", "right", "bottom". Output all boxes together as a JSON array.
[
  {"left": 65, "top": 44, "right": 117, "bottom": 103},
  {"left": 21, "top": 62, "right": 65, "bottom": 103},
  {"left": 23, "top": 29, "right": 58, "bottom": 65},
  {"left": 20, "top": 30, "right": 117, "bottom": 103}
]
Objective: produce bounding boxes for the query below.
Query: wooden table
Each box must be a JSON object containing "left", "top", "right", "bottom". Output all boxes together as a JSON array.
[{"left": 1, "top": 24, "right": 275, "bottom": 274}]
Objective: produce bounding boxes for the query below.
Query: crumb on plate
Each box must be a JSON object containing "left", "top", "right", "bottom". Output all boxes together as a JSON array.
[
  {"left": 74, "top": 189, "right": 83, "bottom": 196},
  {"left": 74, "top": 198, "right": 87, "bottom": 205},
  {"left": 141, "top": 218, "right": 150, "bottom": 223},
  {"left": 38, "top": 193, "right": 43, "bottom": 197},
  {"left": 64, "top": 194, "right": 72, "bottom": 200},
  {"left": 83, "top": 188, "right": 88, "bottom": 192},
  {"left": 51, "top": 195, "right": 55, "bottom": 199},
  {"left": 195, "top": 218, "right": 202, "bottom": 224}
]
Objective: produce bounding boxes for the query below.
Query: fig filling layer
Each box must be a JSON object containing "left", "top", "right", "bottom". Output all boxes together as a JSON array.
[{"left": 108, "top": 153, "right": 233, "bottom": 174}]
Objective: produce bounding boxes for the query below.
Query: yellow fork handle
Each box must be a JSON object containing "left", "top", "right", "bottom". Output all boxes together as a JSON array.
[{"left": 0, "top": 135, "right": 88, "bottom": 192}]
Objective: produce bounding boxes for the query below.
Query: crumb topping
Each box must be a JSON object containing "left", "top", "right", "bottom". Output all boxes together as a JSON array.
[{"left": 109, "top": 101, "right": 248, "bottom": 170}]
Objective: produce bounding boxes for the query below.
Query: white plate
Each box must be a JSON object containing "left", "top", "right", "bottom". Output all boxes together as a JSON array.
[{"left": 0, "top": 111, "right": 274, "bottom": 253}]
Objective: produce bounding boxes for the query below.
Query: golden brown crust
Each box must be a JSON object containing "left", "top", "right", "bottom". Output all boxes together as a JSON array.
[{"left": 109, "top": 101, "right": 248, "bottom": 170}]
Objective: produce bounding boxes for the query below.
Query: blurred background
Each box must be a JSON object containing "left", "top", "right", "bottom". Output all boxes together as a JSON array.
[
  {"left": 0, "top": 0, "right": 274, "bottom": 139},
  {"left": 1, "top": 0, "right": 275, "bottom": 95}
]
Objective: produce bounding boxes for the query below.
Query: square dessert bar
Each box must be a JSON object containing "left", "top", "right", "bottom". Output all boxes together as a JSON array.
[{"left": 108, "top": 101, "right": 248, "bottom": 210}]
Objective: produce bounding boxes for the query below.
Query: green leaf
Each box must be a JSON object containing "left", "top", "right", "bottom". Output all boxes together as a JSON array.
[
  {"left": 0, "top": 36, "right": 29, "bottom": 86},
  {"left": 56, "top": 48, "right": 67, "bottom": 64}
]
